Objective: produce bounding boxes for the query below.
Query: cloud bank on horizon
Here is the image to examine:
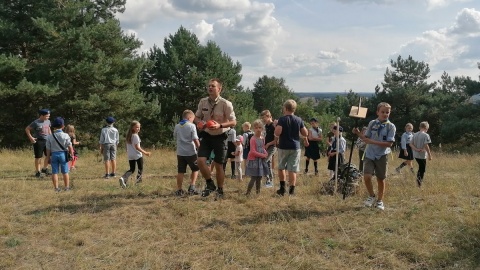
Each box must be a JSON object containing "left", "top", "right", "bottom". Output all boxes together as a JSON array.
[{"left": 117, "top": 0, "right": 480, "bottom": 93}]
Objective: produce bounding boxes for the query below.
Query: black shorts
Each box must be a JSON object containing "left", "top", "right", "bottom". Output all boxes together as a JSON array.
[
  {"left": 198, "top": 132, "right": 228, "bottom": 164},
  {"left": 177, "top": 154, "right": 199, "bottom": 173},
  {"left": 398, "top": 145, "right": 414, "bottom": 160},
  {"left": 33, "top": 139, "right": 47, "bottom": 158}
]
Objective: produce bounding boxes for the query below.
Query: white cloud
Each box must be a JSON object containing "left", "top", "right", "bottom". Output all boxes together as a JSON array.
[
  {"left": 193, "top": 2, "right": 282, "bottom": 65},
  {"left": 172, "top": 0, "right": 251, "bottom": 12},
  {"left": 317, "top": 51, "right": 340, "bottom": 59},
  {"left": 394, "top": 8, "right": 480, "bottom": 72},
  {"left": 449, "top": 8, "right": 480, "bottom": 34}
]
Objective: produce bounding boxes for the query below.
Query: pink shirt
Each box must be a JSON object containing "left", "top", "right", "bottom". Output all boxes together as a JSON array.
[{"left": 247, "top": 135, "right": 267, "bottom": 160}]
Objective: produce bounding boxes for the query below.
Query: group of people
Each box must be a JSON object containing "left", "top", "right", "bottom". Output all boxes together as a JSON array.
[{"left": 25, "top": 78, "right": 433, "bottom": 210}]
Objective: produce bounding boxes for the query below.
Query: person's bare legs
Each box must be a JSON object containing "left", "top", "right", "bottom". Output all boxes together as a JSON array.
[
  {"left": 52, "top": 174, "right": 59, "bottom": 189},
  {"left": 377, "top": 179, "right": 385, "bottom": 201},
  {"left": 35, "top": 158, "right": 42, "bottom": 173},
  {"left": 63, "top": 173, "right": 70, "bottom": 189},
  {"left": 176, "top": 173, "right": 184, "bottom": 190},
  {"left": 190, "top": 171, "right": 198, "bottom": 186},
  {"left": 198, "top": 157, "right": 211, "bottom": 179},
  {"left": 111, "top": 160, "right": 116, "bottom": 174},
  {"left": 214, "top": 162, "right": 225, "bottom": 188},
  {"left": 363, "top": 173, "right": 375, "bottom": 197},
  {"left": 104, "top": 161, "right": 110, "bottom": 175}
]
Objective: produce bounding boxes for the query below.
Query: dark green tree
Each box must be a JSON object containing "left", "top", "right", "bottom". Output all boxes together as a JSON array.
[
  {"left": 0, "top": 0, "right": 159, "bottom": 148},
  {"left": 140, "top": 26, "right": 242, "bottom": 130},
  {"left": 371, "top": 55, "right": 436, "bottom": 139},
  {"left": 251, "top": 75, "right": 296, "bottom": 118}
]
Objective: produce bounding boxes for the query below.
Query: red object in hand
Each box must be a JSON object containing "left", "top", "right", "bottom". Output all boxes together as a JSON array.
[
  {"left": 206, "top": 120, "right": 217, "bottom": 128},
  {"left": 197, "top": 121, "right": 205, "bottom": 130}
]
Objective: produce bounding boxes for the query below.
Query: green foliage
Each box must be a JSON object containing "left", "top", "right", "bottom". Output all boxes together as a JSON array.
[
  {"left": 140, "top": 26, "right": 243, "bottom": 144},
  {"left": 0, "top": 0, "right": 159, "bottom": 148},
  {"left": 251, "top": 75, "right": 296, "bottom": 118}
]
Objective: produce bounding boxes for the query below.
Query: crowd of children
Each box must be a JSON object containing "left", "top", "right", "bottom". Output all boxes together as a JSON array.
[{"left": 27, "top": 96, "right": 433, "bottom": 211}]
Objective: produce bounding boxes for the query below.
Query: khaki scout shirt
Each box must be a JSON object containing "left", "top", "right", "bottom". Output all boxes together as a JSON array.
[{"left": 195, "top": 96, "right": 236, "bottom": 136}]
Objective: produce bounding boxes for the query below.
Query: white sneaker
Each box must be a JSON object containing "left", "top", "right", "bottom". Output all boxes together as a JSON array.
[
  {"left": 364, "top": 196, "right": 376, "bottom": 207},
  {"left": 375, "top": 201, "right": 385, "bottom": 210},
  {"left": 119, "top": 177, "right": 126, "bottom": 188}
]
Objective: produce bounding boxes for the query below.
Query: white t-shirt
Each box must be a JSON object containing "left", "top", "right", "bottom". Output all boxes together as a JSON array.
[
  {"left": 126, "top": 134, "right": 142, "bottom": 160},
  {"left": 234, "top": 144, "right": 243, "bottom": 162}
]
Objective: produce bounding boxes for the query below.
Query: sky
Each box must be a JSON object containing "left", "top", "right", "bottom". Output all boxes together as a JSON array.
[{"left": 117, "top": 0, "right": 480, "bottom": 93}]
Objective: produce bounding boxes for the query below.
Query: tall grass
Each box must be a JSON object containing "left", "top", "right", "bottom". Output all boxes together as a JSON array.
[{"left": 0, "top": 149, "right": 478, "bottom": 269}]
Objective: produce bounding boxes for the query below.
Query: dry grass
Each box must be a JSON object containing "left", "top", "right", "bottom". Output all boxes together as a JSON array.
[{"left": 0, "top": 148, "right": 479, "bottom": 269}]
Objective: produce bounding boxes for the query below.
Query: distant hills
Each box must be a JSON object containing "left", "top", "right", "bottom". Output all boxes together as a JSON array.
[{"left": 295, "top": 92, "right": 375, "bottom": 100}]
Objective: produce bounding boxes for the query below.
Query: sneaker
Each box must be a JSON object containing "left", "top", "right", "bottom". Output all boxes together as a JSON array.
[
  {"left": 375, "top": 201, "right": 385, "bottom": 210},
  {"left": 230, "top": 175, "right": 236, "bottom": 179},
  {"left": 276, "top": 187, "right": 286, "bottom": 196},
  {"left": 315, "top": 171, "right": 319, "bottom": 176},
  {"left": 175, "top": 189, "right": 185, "bottom": 196},
  {"left": 104, "top": 174, "right": 109, "bottom": 179},
  {"left": 109, "top": 173, "right": 116, "bottom": 177},
  {"left": 41, "top": 168, "right": 50, "bottom": 175},
  {"left": 364, "top": 196, "right": 376, "bottom": 207},
  {"left": 265, "top": 181, "right": 273, "bottom": 188},
  {"left": 187, "top": 186, "right": 199, "bottom": 195},
  {"left": 215, "top": 189, "right": 224, "bottom": 199},
  {"left": 70, "top": 166, "right": 76, "bottom": 170},
  {"left": 54, "top": 187, "right": 61, "bottom": 192},
  {"left": 395, "top": 167, "right": 401, "bottom": 174},
  {"left": 201, "top": 181, "right": 217, "bottom": 197},
  {"left": 135, "top": 176, "right": 142, "bottom": 184},
  {"left": 410, "top": 168, "right": 415, "bottom": 174},
  {"left": 304, "top": 169, "right": 308, "bottom": 174},
  {"left": 416, "top": 177, "right": 422, "bottom": 187},
  {"left": 64, "top": 187, "right": 71, "bottom": 191},
  {"left": 119, "top": 177, "right": 127, "bottom": 188},
  {"left": 35, "top": 171, "right": 42, "bottom": 178}
]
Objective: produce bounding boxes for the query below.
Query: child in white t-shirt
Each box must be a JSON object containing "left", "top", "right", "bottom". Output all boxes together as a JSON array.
[
  {"left": 232, "top": 135, "right": 244, "bottom": 181},
  {"left": 119, "top": 121, "right": 151, "bottom": 188}
]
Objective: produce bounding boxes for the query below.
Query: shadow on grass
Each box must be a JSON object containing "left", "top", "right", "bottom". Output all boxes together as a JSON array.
[
  {"left": 238, "top": 206, "right": 364, "bottom": 225},
  {"left": 25, "top": 192, "right": 159, "bottom": 215}
]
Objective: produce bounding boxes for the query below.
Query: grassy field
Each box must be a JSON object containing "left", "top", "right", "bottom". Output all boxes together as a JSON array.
[{"left": 0, "top": 148, "right": 479, "bottom": 269}]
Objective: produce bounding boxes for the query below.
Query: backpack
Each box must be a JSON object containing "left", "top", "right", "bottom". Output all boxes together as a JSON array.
[{"left": 244, "top": 131, "right": 254, "bottom": 151}]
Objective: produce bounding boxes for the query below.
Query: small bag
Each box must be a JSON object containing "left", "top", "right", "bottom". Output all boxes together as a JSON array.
[{"left": 53, "top": 133, "right": 73, "bottom": 161}]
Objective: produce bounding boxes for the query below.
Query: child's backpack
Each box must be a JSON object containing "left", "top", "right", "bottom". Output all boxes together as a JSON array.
[{"left": 243, "top": 131, "right": 254, "bottom": 151}]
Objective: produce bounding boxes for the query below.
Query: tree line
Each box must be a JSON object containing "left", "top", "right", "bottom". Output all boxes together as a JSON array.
[{"left": 1, "top": 1, "right": 479, "bottom": 151}]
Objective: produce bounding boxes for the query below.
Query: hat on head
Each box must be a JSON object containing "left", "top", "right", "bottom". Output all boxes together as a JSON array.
[
  {"left": 52, "top": 117, "right": 64, "bottom": 128},
  {"left": 106, "top": 116, "right": 115, "bottom": 124},
  {"left": 333, "top": 126, "right": 343, "bottom": 132},
  {"left": 235, "top": 135, "right": 243, "bottom": 142},
  {"left": 38, "top": 109, "right": 50, "bottom": 115},
  {"left": 309, "top": 117, "right": 318, "bottom": 122}
]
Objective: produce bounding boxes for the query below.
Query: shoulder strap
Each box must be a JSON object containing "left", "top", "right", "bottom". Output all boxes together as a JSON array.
[{"left": 52, "top": 133, "right": 66, "bottom": 151}]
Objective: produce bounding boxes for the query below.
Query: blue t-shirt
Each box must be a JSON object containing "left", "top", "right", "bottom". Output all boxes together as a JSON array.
[
  {"left": 364, "top": 119, "right": 396, "bottom": 160},
  {"left": 277, "top": 114, "right": 305, "bottom": 150}
]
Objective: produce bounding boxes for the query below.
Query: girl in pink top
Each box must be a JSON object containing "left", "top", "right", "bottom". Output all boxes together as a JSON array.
[{"left": 245, "top": 119, "right": 269, "bottom": 195}]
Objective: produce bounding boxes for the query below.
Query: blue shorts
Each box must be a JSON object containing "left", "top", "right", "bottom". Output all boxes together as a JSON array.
[{"left": 51, "top": 151, "right": 69, "bottom": 174}]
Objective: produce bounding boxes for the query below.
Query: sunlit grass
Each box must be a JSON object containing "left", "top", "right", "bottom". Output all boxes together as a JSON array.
[{"left": 0, "top": 148, "right": 478, "bottom": 269}]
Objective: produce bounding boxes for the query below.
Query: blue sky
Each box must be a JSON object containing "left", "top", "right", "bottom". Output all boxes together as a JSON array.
[{"left": 117, "top": 0, "right": 480, "bottom": 93}]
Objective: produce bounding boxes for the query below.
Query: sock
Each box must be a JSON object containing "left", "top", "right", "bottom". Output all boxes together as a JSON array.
[
  {"left": 313, "top": 161, "right": 318, "bottom": 172},
  {"left": 305, "top": 160, "right": 310, "bottom": 171},
  {"left": 231, "top": 161, "right": 235, "bottom": 176},
  {"left": 289, "top": 186, "right": 295, "bottom": 194},
  {"left": 279, "top": 181, "right": 286, "bottom": 190},
  {"left": 398, "top": 163, "right": 406, "bottom": 169}
]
